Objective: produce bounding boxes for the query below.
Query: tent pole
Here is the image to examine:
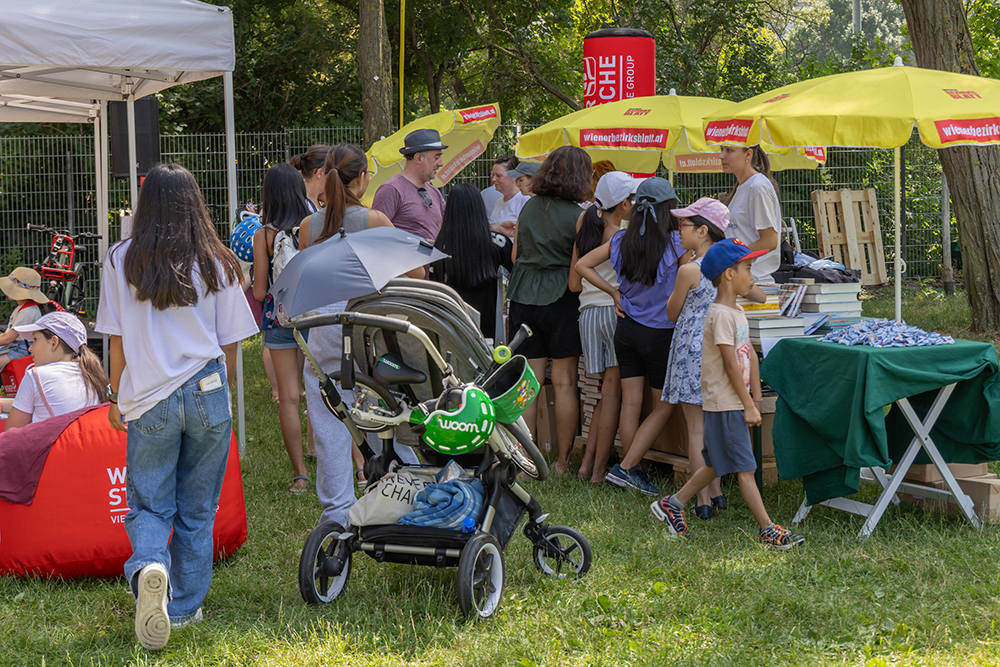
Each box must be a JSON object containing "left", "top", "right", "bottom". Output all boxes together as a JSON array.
[
  {"left": 127, "top": 96, "right": 138, "bottom": 215},
  {"left": 97, "top": 101, "right": 110, "bottom": 372},
  {"left": 225, "top": 71, "right": 246, "bottom": 457},
  {"left": 892, "top": 146, "right": 903, "bottom": 322}
]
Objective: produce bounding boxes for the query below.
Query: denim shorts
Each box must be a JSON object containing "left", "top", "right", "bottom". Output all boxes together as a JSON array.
[
  {"left": 0, "top": 339, "right": 29, "bottom": 360},
  {"left": 263, "top": 325, "right": 308, "bottom": 350}
]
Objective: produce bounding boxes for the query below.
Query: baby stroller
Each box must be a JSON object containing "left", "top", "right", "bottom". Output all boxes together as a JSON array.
[{"left": 294, "top": 279, "right": 592, "bottom": 619}]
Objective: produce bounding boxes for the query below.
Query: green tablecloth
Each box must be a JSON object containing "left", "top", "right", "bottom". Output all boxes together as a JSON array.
[{"left": 760, "top": 338, "right": 1000, "bottom": 505}]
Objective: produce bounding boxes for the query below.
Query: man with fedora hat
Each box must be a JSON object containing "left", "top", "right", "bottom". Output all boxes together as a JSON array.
[{"left": 371, "top": 128, "right": 448, "bottom": 244}]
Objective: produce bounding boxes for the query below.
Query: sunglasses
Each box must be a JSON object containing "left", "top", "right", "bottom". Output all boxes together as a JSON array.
[{"left": 417, "top": 187, "right": 434, "bottom": 208}]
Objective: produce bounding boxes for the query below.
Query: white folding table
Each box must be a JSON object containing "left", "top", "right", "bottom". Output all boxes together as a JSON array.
[{"left": 792, "top": 383, "right": 983, "bottom": 538}]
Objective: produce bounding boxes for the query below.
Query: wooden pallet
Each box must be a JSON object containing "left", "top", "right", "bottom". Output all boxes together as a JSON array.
[{"left": 812, "top": 188, "right": 888, "bottom": 286}]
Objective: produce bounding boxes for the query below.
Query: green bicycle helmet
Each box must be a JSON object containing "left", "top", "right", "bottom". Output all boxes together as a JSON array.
[{"left": 412, "top": 385, "right": 496, "bottom": 455}]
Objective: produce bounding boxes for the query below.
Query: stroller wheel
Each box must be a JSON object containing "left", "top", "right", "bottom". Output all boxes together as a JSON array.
[
  {"left": 457, "top": 533, "right": 505, "bottom": 619},
  {"left": 493, "top": 419, "right": 549, "bottom": 481},
  {"left": 299, "top": 521, "right": 352, "bottom": 605},
  {"left": 531, "top": 525, "right": 592, "bottom": 579}
]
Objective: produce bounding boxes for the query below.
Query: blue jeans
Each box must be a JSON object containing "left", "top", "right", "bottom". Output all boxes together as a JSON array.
[{"left": 123, "top": 357, "right": 232, "bottom": 621}]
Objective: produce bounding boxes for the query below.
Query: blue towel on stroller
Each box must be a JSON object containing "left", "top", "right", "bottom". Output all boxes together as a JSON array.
[{"left": 398, "top": 479, "right": 485, "bottom": 530}]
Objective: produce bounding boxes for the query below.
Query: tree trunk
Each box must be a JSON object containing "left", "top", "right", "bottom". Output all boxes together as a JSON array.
[
  {"left": 359, "top": 0, "right": 394, "bottom": 150},
  {"left": 901, "top": 0, "right": 1000, "bottom": 332}
]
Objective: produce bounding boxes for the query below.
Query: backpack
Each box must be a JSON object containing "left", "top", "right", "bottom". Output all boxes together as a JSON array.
[
  {"left": 260, "top": 226, "right": 300, "bottom": 329},
  {"left": 270, "top": 226, "right": 300, "bottom": 283}
]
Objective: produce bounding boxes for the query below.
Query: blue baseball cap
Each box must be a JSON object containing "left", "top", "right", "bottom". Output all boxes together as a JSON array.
[{"left": 701, "top": 238, "right": 769, "bottom": 281}]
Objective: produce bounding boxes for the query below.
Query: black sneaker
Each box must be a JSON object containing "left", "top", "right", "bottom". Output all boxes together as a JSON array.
[
  {"left": 693, "top": 504, "right": 713, "bottom": 521},
  {"left": 605, "top": 463, "right": 630, "bottom": 489},
  {"left": 759, "top": 524, "right": 805, "bottom": 550},
  {"left": 711, "top": 494, "right": 728, "bottom": 511},
  {"left": 650, "top": 496, "right": 689, "bottom": 536}
]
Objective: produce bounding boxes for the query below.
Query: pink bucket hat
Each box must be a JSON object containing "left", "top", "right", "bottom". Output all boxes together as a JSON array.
[{"left": 671, "top": 197, "right": 730, "bottom": 232}]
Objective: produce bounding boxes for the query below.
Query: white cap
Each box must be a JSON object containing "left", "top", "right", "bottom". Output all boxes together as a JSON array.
[
  {"left": 15, "top": 311, "right": 88, "bottom": 353},
  {"left": 593, "top": 171, "right": 638, "bottom": 211}
]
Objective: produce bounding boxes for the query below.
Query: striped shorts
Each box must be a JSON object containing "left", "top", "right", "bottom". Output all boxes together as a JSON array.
[{"left": 579, "top": 305, "right": 618, "bottom": 374}]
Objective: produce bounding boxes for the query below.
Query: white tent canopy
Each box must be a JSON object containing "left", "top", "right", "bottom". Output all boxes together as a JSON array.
[{"left": 0, "top": 0, "right": 246, "bottom": 450}]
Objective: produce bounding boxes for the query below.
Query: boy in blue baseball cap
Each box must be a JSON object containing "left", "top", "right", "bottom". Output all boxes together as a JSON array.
[{"left": 651, "top": 238, "right": 805, "bottom": 549}]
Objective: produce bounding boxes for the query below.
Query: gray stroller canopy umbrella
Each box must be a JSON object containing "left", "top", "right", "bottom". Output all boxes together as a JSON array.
[{"left": 268, "top": 226, "right": 449, "bottom": 319}]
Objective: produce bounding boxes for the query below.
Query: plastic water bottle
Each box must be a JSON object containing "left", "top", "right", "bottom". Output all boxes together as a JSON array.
[{"left": 462, "top": 517, "right": 475, "bottom": 533}]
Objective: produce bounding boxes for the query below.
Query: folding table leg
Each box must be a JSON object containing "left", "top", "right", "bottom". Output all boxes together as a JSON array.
[
  {"left": 869, "top": 467, "right": 900, "bottom": 506},
  {"left": 857, "top": 436, "right": 922, "bottom": 538},
  {"left": 895, "top": 385, "right": 982, "bottom": 530}
]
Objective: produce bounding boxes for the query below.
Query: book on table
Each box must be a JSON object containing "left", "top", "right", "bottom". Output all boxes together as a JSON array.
[
  {"left": 803, "top": 283, "right": 863, "bottom": 295},
  {"left": 801, "top": 302, "right": 863, "bottom": 314},
  {"left": 801, "top": 292, "right": 862, "bottom": 304}
]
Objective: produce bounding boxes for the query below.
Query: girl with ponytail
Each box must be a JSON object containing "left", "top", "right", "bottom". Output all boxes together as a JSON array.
[
  {"left": 4, "top": 311, "right": 110, "bottom": 429},
  {"left": 719, "top": 144, "right": 783, "bottom": 283},
  {"left": 297, "top": 143, "right": 422, "bottom": 527}
]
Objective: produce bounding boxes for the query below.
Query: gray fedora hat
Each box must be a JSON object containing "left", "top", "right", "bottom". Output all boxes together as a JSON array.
[
  {"left": 506, "top": 161, "right": 541, "bottom": 178},
  {"left": 399, "top": 128, "right": 449, "bottom": 155}
]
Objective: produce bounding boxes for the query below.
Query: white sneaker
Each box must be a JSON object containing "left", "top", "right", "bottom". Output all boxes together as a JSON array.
[
  {"left": 135, "top": 563, "right": 170, "bottom": 650},
  {"left": 171, "top": 607, "right": 203, "bottom": 630}
]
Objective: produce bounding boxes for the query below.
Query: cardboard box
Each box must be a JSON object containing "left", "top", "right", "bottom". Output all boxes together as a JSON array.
[
  {"left": 898, "top": 474, "right": 1000, "bottom": 523},
  {"left": 895, "top": 462, "right": 989, "bottom": 484}
]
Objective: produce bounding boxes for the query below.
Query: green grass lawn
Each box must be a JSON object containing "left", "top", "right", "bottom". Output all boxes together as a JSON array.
[{"left": 3, "top": 283, "right": 1000, "bottom": 666}]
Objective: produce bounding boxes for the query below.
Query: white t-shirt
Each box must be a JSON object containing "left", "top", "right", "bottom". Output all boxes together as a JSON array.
[
  {"left": 726, "top": 172, "right": 782, "bottom": 283},
  {"left": 489, "top": 192, "right": 529, "bottom": 227},
  {"left": 11, "top": 361, "right": 100, "bottom": 422},
  {"left": 95, "top": 241, "right": 259, "bottom": 422}
]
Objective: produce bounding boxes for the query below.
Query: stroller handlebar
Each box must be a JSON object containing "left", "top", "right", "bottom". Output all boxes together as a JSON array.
[{"left": 294, "top": 311, "right": 412, "bottom": 334}]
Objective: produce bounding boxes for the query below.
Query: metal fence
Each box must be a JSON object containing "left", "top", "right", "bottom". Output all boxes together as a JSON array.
[{"left": 0, "top": 124, "right": 953, "bottom": 319}]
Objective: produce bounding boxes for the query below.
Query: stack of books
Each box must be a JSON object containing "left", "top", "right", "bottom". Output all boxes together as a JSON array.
[
  {"left": 737, "top": 286, "right": 781, "bottom": 317},
  {"left": 799, "top": 282, "right": 863, "bottom": 315},
  {"left": 748, "top": 316, "right": 805, "bottom": 344}
]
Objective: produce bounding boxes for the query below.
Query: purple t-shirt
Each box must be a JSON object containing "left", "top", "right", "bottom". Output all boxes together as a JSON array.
[
  {"left": 370, "top": 173, "right": 446, "bottom": 242},
  {"left": 610, "top": 229, "right": 684, "bottom": 329}
]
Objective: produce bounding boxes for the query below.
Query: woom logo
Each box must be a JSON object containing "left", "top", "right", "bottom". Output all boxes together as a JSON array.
[
  {"left": 943, "top": 89, "right": 981, "bottom": 100},
  {"left": 704, "top": 119, "right": 752, "bottom": 143},
  {"left": 578, "top": 127, "right": 668, "bottom": 149},
  {"left": 459, "top": 105, "right": 498, "bottom": 123},
  {"left": 439, "top": 419, "right": 481, "bottom": 433},
  {"left": 935, "top": 117, "right": 1000, "bottom": 144}
]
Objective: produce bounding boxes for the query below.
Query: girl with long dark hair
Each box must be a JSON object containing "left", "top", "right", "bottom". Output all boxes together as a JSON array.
[
  {"left": 431, "top": 183, "right": 513, "bottom": 341},
  {"left": 252, "top": 162, "right": 314, "bottom": 493},
  {"left": 508, "top": 145, "right": 592, "bottom": 476},
  {"left": 297, "top": 143, "right": 422, "bottom": 523},
  {"left": 576, "top": 177, "right": 689, "bottom": 495},
  {"left": 720, "top": 144, "right": 782, "bottom": 282},
  {"left": 568, "top": 171, "right": 634, "bottom": 485},
  {"left": 96, "top": 163, "right": 257, "bottom": 650}
]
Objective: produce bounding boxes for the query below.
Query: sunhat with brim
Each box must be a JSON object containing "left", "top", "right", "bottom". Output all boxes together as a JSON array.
[
  {"left": 671, "top": 197, "right": 730, "bottom": 232},
  {"left": 0, "top": 267, "right": 49, "bottom": 304},
  {"left": 399, "top": 128, "right": 449, "bottom": 155},
  {"left": 506, "top": 162, "right": 541, "bottom": 179},
  {"left": 701, "top": 238, "right": 770, "bottom": 281},
  {"left": 15, "top": 311, "right": 87, "bottom": 353}
]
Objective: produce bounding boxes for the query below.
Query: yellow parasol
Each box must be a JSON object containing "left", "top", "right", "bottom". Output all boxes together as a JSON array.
[
  {"left": 515, "top": 90, "right": 825, "bottom": 174},
  {"left": 702, "top": 58, "right": 1000, "bottom": 320},
  {"left": 364, "top": 103, "right": 502, "bottom": 205}
]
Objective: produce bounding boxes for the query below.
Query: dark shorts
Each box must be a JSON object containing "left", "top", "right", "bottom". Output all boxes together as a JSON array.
[
  {"left": 509, "top": 289, "right": 583, "bottom": 359},
  {"left": 702, "top": 410, "right": 757, "bottom": 477},
  {"left": 613, "top": 314, "right": 673, "bottom": 390}
]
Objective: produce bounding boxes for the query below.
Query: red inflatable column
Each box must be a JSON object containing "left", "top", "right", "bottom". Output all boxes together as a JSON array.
[{"left": 583, "top": 28, "right": 656, "bottom": 108}]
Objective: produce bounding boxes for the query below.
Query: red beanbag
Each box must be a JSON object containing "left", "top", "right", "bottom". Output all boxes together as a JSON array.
[{"left": 0, "top": 406, "right": 247, "bottom": 578}]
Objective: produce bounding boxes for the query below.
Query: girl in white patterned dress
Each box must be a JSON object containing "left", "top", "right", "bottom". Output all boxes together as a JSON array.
[{"left": 661, "top": 198, "right": 730, "bottom": 520}]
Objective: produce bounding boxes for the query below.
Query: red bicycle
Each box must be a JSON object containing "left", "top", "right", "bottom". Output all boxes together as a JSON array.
[{"left": 27, "top": 224, "right": 101, "bottom": 318}]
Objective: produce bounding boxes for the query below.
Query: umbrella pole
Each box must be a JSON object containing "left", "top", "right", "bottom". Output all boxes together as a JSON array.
[
  {"left": 668, "top": 169, "right": 674, "bottom": 185},
  {"left": 894, "top": 147, "right": 902, "bottom": 323}
]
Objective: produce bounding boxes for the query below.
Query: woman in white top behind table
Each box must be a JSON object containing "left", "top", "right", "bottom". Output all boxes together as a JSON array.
[
  {"left": 719, "top": 144, "right": 782, "bottom": 283},
  {"left": 4, "top": 311, "right": 108, "bottom": 429}
]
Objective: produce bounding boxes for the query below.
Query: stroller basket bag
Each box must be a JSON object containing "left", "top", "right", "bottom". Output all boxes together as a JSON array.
[{"left": 481, "top": 355, "right": 539, "bottom": 423}]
